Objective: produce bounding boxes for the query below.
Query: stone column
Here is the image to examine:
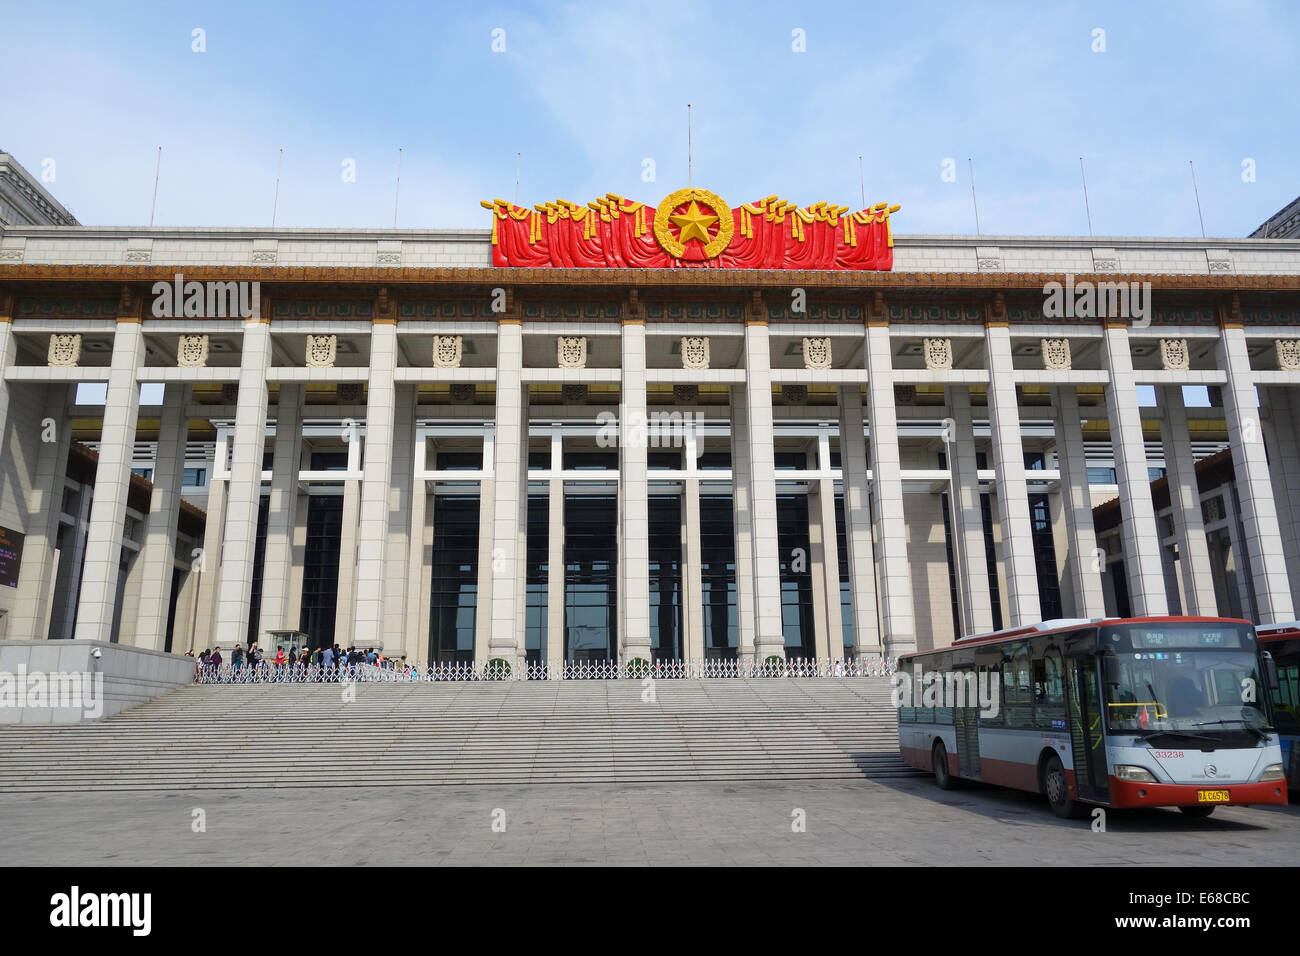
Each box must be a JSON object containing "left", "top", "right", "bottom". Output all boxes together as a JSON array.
[
  {"left": 546, "top": 477, "right": 566, "bottom": 672},
  {"left": 813, "top": 477, "right": 844, "bottom": 661},
  {"left": 945, "top": 386, "right": 994, "bottom": 635},
  {"left": 983, "top": 319, "right": 1041, "bottom": 626},
  {"left": 682, "top": 477, "right": 705, "bottom": 662},
  {"left": 619, "top": 318, "right": 652, "bottom": 664},
  {"left": 11, "top": 385, "right": 73, "bottom": 640},
  {"left": 729, "top": 385, "right": 756, "bottom": 662},
  {"left": 1157, "top": 385, "right": 1218, "bottom": 614},
  {"left": 191, "top": 472, "right": 226, "bottom": 651},
  {"left": 257, "top": 384, "right": 303, "bottom": 639},
  {"left": 1262, "top": 387, "right": 1300, "bottom": 612},
  {"left": 1052, "top": 386, "right": 1106, "bottom": 618},
  {"left": 214, "top": 318, "right": 272, "bottom": 645},
  {"left": 1100, "top": 323, "right": 1168, "bottom": 616},
  {"left": 352, "top": 311, "right": 399, "bottom": 650},
  {"left": 0, "top": 297, "right": 13, "bottom": 454},
  {"left": 76, "top": 304, "right": 146, "bottom": 643},
  {"left": 134, "top": 384, "right": 190, "bottom": 651},
  {"left": 403, "top": 462, "right": 429, "bottom": 666},
  {"left": 1217, "top": 316, "right": 1295, "bottom": 623},
  {"left": 334, "top": 477, "right": 361, "bottom": 649},
  {"left": 489, "top": 317, "right": 527, "bottom": 666},
  {"left": 381, "top": 385, "right": 416, "bottom": 651},
  {"left": 865, "top": 311, "right": 916, "bottom": 655},
  {"left": 838, "top": 385, "right": 881, "bottom": 658},
  {"left": 743, "top": 316, "right": 786, "bottom": 661}
]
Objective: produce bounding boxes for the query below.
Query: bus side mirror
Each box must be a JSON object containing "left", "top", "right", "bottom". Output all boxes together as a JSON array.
[
  {"left": 1102, "top": 652, "right": 1121, "bottom": 686},
  {"left": 1263, "top": 651, "right": 1280, "bottom": 692}
]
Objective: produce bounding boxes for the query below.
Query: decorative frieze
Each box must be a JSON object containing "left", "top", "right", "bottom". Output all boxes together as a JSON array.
[
  {"left": 782, "top": 384, "right": 807, "bottom": 404},
  {"left": 561, "top": 384, "right": 588, "bottom": 404},
  {"left": 47, "top": 333, "right": 81, "bottom": 367},
  {"left": 894, "top": 384, "right": 916, "bottom": 405},
  {"left": 680, "top": 336, "right": 710, "bottom": 370},
  {"left": 450, "top": 384, "right": 476, "bottom": 404},
  {"left": 1277, "top": 338, "right": 1300, "bottom": 371},
  {"left": 923, "top": 337, "right": 952, "bottom": 371},
  {"left": 177, "top": 333, "right": 209, "bottom": 368},
  {"left": 306, "top": 334, "right": 338, "bottom": 369},
  {"left": 557, "top": 336, "right": 587, "bottom": 369},
  {"left": 1041, "top": 338, "right": 1072, "bottom": 371},
  {"left": 337, "top": 383, "right": 362, "bottom": 404},
  {"left": 1159, "top": 338, "right": 1190, "bottom": 372},
  {"left": 673, "top": 384, "right": 699, "bottom": 404},
  {"left": 432, "top": 335, "right": 463, "bottom": 369},
  {"left": 802, "top": 336, "right": 832, "bottom": 370}
]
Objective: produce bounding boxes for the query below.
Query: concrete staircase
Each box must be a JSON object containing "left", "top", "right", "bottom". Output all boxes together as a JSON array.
[{"left": 0, "top": 678, "right": 915, "bottom": 792}]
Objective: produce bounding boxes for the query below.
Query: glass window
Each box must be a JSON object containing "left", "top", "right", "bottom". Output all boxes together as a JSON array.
[
  {"left": 700, "top": 495, "right": 737, "bottom": 658},
  {"left": 429, "top": 495, "right": 479, "bottom": 663}
]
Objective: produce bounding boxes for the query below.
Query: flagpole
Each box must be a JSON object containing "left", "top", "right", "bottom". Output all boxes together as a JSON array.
[
  {"left": 149, "top": 146, "right": 162, "bottom": 227},
  {"left": 393, "top": 147, "right": 403, "bottom": 228},
  {"left": 687, "top": 104, "right": 693, "bottom": 187},
  {"left": 1079, "top": 156, "right": 1094, "bottom": 238},
  {"left": 271, "top": 147, "right": 284, "bottom": 227},
  {"left": 968, "top": 157, "right": 981, "bottom": 235}
]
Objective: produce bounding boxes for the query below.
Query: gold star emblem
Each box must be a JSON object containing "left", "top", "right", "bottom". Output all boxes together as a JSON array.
[{"left": 669, "top": 200, "right": 719, "bottom": 245}]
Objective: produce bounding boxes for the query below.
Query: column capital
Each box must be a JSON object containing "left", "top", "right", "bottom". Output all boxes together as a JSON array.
[
  {"left": 623, "top": 288, "right": 646, "bottom": 325},
  {"left": 745, "top": 289, "right": 767, "bottom": 326},
  {"left": 1217, "top": 292, "right": 1244, "bottom": 330},
  {"left": 116, "top": 283, "right": 144, "bottom": 323},
  {"left": 865, "top": 291, "right": 888, "bottom": 327},
  {"left": 983, "top": 291, "right": 1008, "bottom": 327},
  {"left": 496, "top": 287, "right": 522, "bottom": 324},
  {"left": 373, "top": 285, "right": 398, "bottom": 324}
]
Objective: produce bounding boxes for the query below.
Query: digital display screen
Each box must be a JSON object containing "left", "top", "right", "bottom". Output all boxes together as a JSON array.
[
  {"left": 0, "top": 525, "right": 23, "bottom": 589},
  {"left": 1121, "top": 625, "right": 1249, "bottom": 649}
]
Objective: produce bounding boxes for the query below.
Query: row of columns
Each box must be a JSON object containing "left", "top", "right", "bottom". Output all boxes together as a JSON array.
[{"left": 12, "top": 301, "right": 1298, "bottom": 657}]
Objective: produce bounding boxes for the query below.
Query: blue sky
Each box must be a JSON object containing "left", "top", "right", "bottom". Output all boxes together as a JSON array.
[{"left": 3, "top": 0, "right": 1297, "bottom": 236}]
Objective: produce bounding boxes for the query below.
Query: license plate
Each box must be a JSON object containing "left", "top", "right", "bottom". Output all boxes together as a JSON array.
[{"left": 1197, "top": 789, "right": 1230, "bottom": 803}]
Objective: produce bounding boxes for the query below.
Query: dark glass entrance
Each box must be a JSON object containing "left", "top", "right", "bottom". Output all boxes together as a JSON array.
[
  {"left": 564, "top": 495, "right": 617, "bottom": 662},
  {"left": 777, "top": 494, "right": 815, "bottom": 659},
  {"left": 428, "top": 495, "right": 479, "bottom": 663},
  {"left": 299, "top": 495, "right": 343, "bottom": 649},
  {"left": 649, "top": 495, "right": 683, "bottom": 660},
  {"left": 700, "top": 494, "right": 737, "bottom": 659}
]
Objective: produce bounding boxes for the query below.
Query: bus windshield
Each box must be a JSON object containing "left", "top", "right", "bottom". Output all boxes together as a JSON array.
[{"left": 1100, "top": 624, "right": 1270, "bottom": 735}]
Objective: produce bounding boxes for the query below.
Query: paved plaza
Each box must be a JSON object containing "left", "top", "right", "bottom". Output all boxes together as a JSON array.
[{"left": 4, "top": 778, "right": 1296, "bottom": 866}]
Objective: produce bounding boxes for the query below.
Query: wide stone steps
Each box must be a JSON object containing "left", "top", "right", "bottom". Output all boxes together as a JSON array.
[{"left": 0, "top": 678, "right": 915, "bottom": 792}]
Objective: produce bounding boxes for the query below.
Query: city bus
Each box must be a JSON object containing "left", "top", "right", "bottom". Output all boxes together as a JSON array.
[
  {"left": 1257, "top": 621, "right": 1300, "bottom": 792},
  {"left": 896, "top": 616, "right": 1290, "bottom": 818}
]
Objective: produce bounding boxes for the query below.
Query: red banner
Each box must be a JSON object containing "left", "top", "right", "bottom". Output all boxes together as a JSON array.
[{"left": 481, "top": 188, "right": 898, "bottom": 270}]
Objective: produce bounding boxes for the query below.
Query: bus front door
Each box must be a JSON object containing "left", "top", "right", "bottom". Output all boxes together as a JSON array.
[{"left": 1066, "top": 658, "right": 1110, "bottom": 804}]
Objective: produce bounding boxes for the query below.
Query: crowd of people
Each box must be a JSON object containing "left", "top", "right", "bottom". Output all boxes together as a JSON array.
[{"left": 188, "top": 643, "right": 425, "bottom": 681}]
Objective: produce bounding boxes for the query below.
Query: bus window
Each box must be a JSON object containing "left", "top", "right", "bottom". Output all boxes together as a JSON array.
[
  {"left": 1004, "top": 641, "right": 1032, "bottom": 728},
  {"left": 1035, "top": 648, "right": 1066, "bottom": 728},
  {"left": 1273, "top": 660, "right": 1299, "bottom": 734}
]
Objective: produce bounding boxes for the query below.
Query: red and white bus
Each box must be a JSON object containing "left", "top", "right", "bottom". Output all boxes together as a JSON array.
[{"left": 897, "top": 616, "right": 1290, "bottom": 818}]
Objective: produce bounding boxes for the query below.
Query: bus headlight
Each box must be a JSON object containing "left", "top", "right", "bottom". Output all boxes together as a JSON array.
[
  {"left": 1114, "top": 765, "right": 1157, "bottom": 782},
  {"left": 1260, "top": 764, "right": 1286, "bottom": 782}
]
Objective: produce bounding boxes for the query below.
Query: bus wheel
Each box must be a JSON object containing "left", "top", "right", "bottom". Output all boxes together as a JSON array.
[
  {"left": 1178, "top": 805, "right": 1216, "bottom": 818},
  {"left": 1043, "top": 753, "right": 1085, "bottom": 819},
  {"left": 932, "top": 741, "right": 956, "bottom": 790}
]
